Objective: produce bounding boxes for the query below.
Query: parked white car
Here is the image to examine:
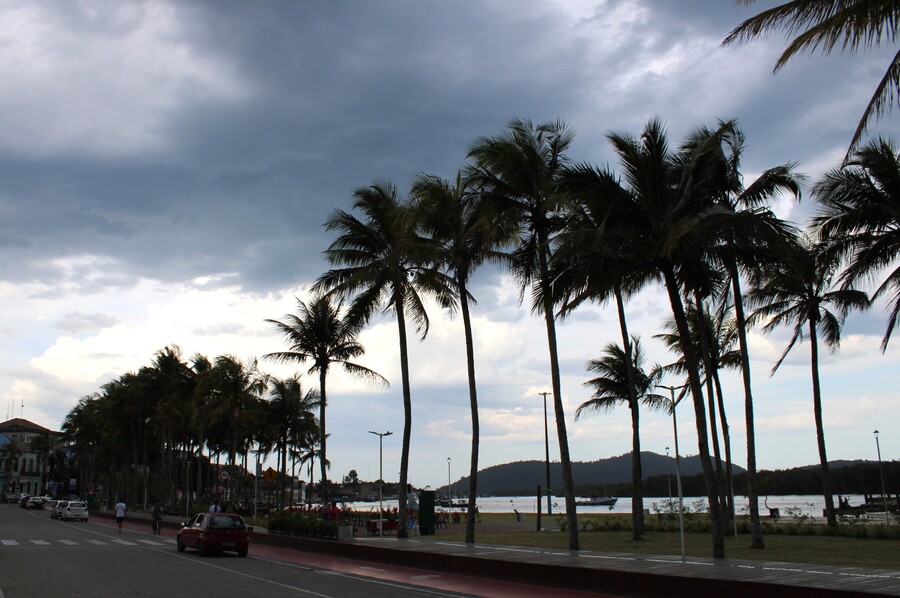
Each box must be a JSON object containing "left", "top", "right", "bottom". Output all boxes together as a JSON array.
[
  {"left": 52, "top": 500, "right": 69, "bottom": 520},
  {"left": 59, "top": 501, "right": 88, "bottom": 522}
]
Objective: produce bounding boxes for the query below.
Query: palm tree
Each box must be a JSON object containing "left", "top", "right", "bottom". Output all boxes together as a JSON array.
[
  {"left": 265, "top": 294, "right": 387, "bottom": 504},
  {"left": 266, "top": 375, "right": 320, "bottom": 507},
  {"left": 603, "top": 118, "right": 743, "bottom": 558},
  {"left": 723, "top": 0, "right": 900, "bottom": 151},
  {"left": 409, "top": 171, "right": 511, "bottom": 544},
  {"left": 576, "top": 337, "right": 668, "bottom": 540},
  {"left": 679, "top": 122, "right": 803, "bottom": 548},
  {"left": 201, "top": 355, "right": 269, "bottom": 503},
  {"left": 315, "top": 180, "right": 455, "bottom": 537},
  {"left": 467, "top": 118, "right": 581, "bottom": 549},
  {"left": 555, "top": 163, "right": 657, "bottom": 537},
  {"left": 748, "top": 232, "right": 870, "bottom": 528},
  {"left": 814, "top": 138, "right": 900, "bottom": 350},
  {"left": 656, "top": 303, "right": 740, "bottom": 529}
]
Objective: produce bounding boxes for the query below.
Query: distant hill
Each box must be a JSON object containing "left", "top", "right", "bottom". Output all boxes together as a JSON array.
[{"left": 444, "top": 452, "right": 746, "bottom": 496}]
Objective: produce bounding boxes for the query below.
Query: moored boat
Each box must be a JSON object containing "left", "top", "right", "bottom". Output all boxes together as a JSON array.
[{"left": 576, "top": 496, "right": 618, "bottom": 507}]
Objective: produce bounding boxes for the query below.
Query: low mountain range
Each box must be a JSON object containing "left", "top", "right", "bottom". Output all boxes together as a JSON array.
[{"left": 444, "top": 452, "right": 746, "bottom": 496}]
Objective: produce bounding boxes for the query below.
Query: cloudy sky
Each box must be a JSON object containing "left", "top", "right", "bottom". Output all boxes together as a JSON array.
[{"left": 2, "top": 0, "right": 898, "bottom": 490}]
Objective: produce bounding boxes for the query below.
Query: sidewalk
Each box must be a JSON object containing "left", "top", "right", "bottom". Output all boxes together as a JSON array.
[{"left": 97, "top": 511, "right": 900, "bottom": 597}]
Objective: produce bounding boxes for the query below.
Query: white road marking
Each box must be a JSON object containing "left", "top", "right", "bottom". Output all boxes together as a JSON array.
[
  {"left": 137, "top": 539, "right": 163, "bottom": 545},
  {"left": 30, "top": 540, "right": 50, "bottom": 545},
  {"left": 1, "top": 540, "right": 18, "bottom": 546},
  {"left": 111, "top": 539, "right": 138, "bottom": 545},
  {"left": 59, "top": 540, "right": 78, "bottom": 545},
  {"left": 85, "top": 539, "right": 108, "bottom": 545}
]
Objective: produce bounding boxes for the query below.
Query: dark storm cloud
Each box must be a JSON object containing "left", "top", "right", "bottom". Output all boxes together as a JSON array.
[{"left": 3, "top": 0, "right": 898, "bottom": 300}]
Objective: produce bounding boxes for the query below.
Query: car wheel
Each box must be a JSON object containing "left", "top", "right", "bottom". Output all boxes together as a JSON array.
[
  {"left": 176, "top": 536, "right": 185, "bottom": 552},
  {"left": 196, "top": 540, "right": 206, "bottom": 557},
  {"left": 237, "top": 548, "right": 247, "bottom": 558}
]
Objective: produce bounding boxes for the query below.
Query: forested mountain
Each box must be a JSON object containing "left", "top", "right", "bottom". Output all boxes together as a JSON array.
[
  {"left": 445, "top": 452, "right": 744, "bottom": 496},
  {"left": 442, "top": 453, "right": 896, "bottom": 498}
]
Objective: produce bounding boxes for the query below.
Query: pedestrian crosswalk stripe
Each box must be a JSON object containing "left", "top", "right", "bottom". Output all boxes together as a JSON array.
[
  {"left": 111, "top": 539, "right": 137, "bottom": 545},
  {"left": 59, "top": 540, "right": 78, "bottom": 545},
  {"left": 137, "top": 539, "right": 163, "bottom": 545},
  {"left": 85, "top": 539, "right": 108, "bottom": 545},
  {"left": 31, "top": 540, "right": 50, "bottom": 545},
  {"left": 1, "top": 540, "right": 18, "bottom": 546}
]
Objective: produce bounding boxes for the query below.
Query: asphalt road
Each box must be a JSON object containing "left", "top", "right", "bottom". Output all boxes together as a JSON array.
[
  {"left": 0, "top": 504, "right": 473, "bottom": 598},
  {"left": 0, "top": 505, "right": 613, "bottom": 598}
]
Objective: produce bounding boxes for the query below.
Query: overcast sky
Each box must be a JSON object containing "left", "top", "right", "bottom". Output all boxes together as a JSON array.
[{"left": 2, "top": 0, "right": 898, "bottom": 491}]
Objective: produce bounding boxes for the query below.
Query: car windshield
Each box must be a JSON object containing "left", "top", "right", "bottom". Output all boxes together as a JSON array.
[
  {"left": 208, "top": 516, "right": 245, "bottom": 530},
  {"left": 69, "top": 503, "right": 86, "bottom": 508}
]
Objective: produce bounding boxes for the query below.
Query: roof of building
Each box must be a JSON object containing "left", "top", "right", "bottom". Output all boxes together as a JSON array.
[{"left": 0, "top": 418, "right": 56, "bottom": 435}]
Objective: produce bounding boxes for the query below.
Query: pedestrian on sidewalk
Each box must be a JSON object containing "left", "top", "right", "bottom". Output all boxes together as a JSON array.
[{"left": 114, "top": 500, "right": 127, "bottom": 533}]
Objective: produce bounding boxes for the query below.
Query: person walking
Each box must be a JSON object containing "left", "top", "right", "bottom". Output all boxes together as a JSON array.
[
  {"left": 209, "top": 499, "right": 221, "bottom": 513},
  {"left": 114, "top": 499, "right": 127, "bottom": 533}
]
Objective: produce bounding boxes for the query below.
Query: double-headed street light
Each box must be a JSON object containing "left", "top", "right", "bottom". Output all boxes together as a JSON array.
[
  {"left": 369, "top": 430, "right": 393, "bottom": 536},
  {"left": 658, "top": 383, "right": 687, "bottom": 561}
]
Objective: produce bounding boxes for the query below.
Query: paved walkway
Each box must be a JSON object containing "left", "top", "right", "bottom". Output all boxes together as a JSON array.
[{"left": 111, "top": 511, "right": 900, "bottom": 597}]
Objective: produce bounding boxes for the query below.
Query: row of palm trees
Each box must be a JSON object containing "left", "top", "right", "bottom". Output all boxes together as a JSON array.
[
  {"left": 61, "top": 347, "right": 322, "bottom": 509},
  {"left": 307, "top": 116, "right": 898, "bottom": 559},
  {"left": 58, "top": 121, "right": 898, "bottom": 559}
]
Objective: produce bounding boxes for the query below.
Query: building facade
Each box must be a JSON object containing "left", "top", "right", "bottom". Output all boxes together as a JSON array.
[{"left": 0, "top": 418, "right": 60, "bottom": 496}]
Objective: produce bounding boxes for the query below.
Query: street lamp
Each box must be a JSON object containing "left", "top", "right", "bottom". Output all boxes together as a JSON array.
[
  {"left": 447, "top": 457, "right": 452, "bottom": 503},
  {"left": 658, "top": 383, "right": 687, "bottom": 561},
  {"left": 369, "top": 430, "right": 393, "bottom": 536},
  {"left": 665, "top": 446, "right": 672, "bottom": 509},
  {"left": 538, "top": 392, "right": 552, "bottom": 516},
  {"left": 875, "top": 430, "right": 888, "bottom": 525}
]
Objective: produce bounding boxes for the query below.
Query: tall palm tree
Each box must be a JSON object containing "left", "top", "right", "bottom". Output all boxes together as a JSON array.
[
  {"left": 723, "top": 0, "right": 900, "bottom": 151},
  {"left": 467, "top": 118, "right": 581, "bottom": 549},
  {"left": 410, "top": 171, "right": 511, "bottom": 544},
  {"left": 265, "top": 295, "right": 387, "bottom": 504},
  {"left": 315, "top": 180, "right": 455, "bottom": 537},
  {"left": 748, "top": 232, "right": 870, "bottom": 528},
  {"left": 603, "top": 118, "right": 744, "bottom": 558},
  {"left": 814, "top": 137, "right": 900, "bottom": 350},
  {"left": 555, "top": 163, "right": 657, "bottom": 537},
  {"left": 576, "top": 337, "right": 668, "bottom": 540},
  {"left": 656, "top": 303, "right": 739, "bottom": 528},
  {"left": 681, "top": 122, "right": 803, "bottom": 548}
]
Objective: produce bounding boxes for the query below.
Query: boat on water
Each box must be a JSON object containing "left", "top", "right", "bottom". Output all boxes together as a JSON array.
[{"left": 576, "top": 496, "right": 618, "bottom": 507}]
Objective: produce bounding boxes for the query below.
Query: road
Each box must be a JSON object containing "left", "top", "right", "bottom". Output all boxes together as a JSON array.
[{"left": 0, "top": 505, "right": 610, "bottom": 597}]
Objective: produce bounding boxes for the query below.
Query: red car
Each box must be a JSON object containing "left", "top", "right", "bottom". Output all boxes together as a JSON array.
[{"left": 176, "top": 513, "right": 249, "bottom": 557}]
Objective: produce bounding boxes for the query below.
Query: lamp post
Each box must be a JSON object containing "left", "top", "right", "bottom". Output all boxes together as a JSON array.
[
  {"left": 875, "top": 430, "right": 888, "bottom": 525},
  {"left": 369, "top": 430, "right": 393, "bottom": 536},
  {"left": 538, "top": 392, "right": 552, "bottom": 516},
  {"left": 447, "top": 457, "right": 452, "bottom": 503},
  {"left": 658, "top": 383, "right": 687, "bottom": 560},
  {"left": 665, "top": 446, "right": 672, "bottom": 509}
]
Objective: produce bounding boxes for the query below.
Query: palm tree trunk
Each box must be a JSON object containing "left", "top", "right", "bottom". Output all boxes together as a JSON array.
[
  {"left": 693, "top": 295, "right": 729, "bottom": 528},
  {"left": 730, "top": 268, "right": 764, "bottom": 548},
  {"left": 320, "top": 368, "right": 329, "bottom": 506},
  {"left": 395, "top": 301, "right": 412, "bottom": 538},
  {"left": 538, "top": 246, "right": 579, "bottom": 551},
  {"left": 614, "top": 284, "right": 643, "bottom": 539},
  {"left": 809, "top": 316, "right": 837, "bottom": 528},
  {"left": 459, "top": 277, "right": 480, "bottom": 544},
  {"left": 712, "top": 369, "right": 736, "bottom": 529},
  {"left": 663, "top": 268, "right": 725, "bottom": 558}
]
